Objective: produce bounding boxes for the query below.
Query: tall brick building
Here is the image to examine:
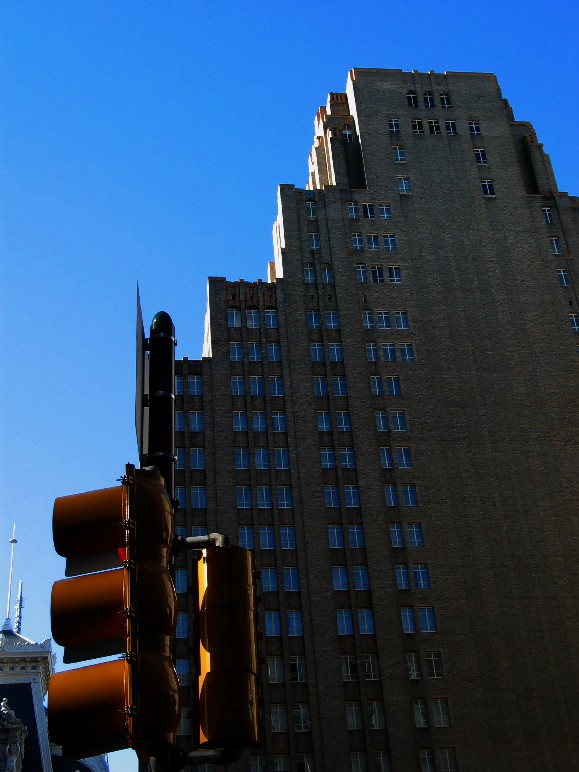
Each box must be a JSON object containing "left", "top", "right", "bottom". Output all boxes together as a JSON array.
[{"left": 172, "top": 69, "right": 579, "bottom": 772}]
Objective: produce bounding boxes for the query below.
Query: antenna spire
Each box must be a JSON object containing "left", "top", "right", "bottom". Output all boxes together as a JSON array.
[
  {"left": 4, "top": 524, "right": 17, "bottom": 626},
  {"left": 14, "top": 579, "right": 23, "bottom": 635}
]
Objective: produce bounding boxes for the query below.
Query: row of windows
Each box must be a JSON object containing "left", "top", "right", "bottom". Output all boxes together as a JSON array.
[
  {"left": 265, "top": 610, "right": 306, "bottom": 637},
  {"left": 317, "top": 411, "right": 352, "bottom": 431},
  {"left": 303, "top": 263, "right": 334, "bottom": 283},
  {"left": 232, "top": 411, "right": 287, "bottom": 432},
  {"left": 237, "top": 485, "right": 293, "bottom": 509},
  {"left": 239, "top": 525, "right": 296, "bottom": 550},
  {"left": 355, "top": 264, "right": 402, "bottom": 283},
  {"left": 175, "top": 375, "right": 202, "bottom": 396},
  {"left": 229, "top": 342, "right": 281, "bottom": 361},
  {"left": 402, "top": 606, "right": 437, "bottom": 633},
  {"left": 362, "top": 309, "right": 409, "bottom": 328},
  {"left": 321, "top": 446, "right": 356, "bottom": 468},
  {"left": 384, "top": 483, "right": 418, "bottom": 507},
  {"left": 235, "top": 447, "right": 289, "bottom": 469},
  {"left": 270, "top": 703, "right": 311, "bottom": 732},
  {"left": 375, "top": 410, "right": 408, "bottom": 432},
  {"left": 306, "top": 310, "right": 340, "bottom": 328},
  {"left": 237, "top": 522, "right": 425, "bottom": 551},
  {"left": 347, "top": 202, "right": 392, "bottom": 220},
  {"left": 262, "top": 566, "right": 300, "bottom": 592},
  {"left": 331, "top": 565, "right": 369, "bottom": 591},
  {"left": 405, "top": 90, "right": 452, "bottom": 109},
  {"left": 336, "top": 608, "right": 375, "bottom": 635},
  {"left": 231, "top": 375, "right": 285, "bottom": 396},
  {"left": 420, "top": 748, "right": 458, "bottom": 772},
  {"left": 395, "top": 563, "right": 430, "bottom": 589},
  {"left": 368, "top": 341, "right": 415, "bottom": 361},
  {"left": 351, "top": 233, "right": 398, "bottom": 250},
  {"left": 250, "top": 755, "right": 314, "bottom": 772},
  {"left": 227, "top": 308, "right": 278, "bottom": 328},
  {"left": 310, "top": 342, "right": 344, "bottom": 361},
  {"left": 408, "top": 650, "right": 444, "bottom": 679},
  {"left": 414, "top": 698, "right": 451, "bottom": 728}
]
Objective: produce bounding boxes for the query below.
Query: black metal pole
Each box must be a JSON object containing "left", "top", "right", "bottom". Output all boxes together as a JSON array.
[{"left": 147, "top": 311, "right": 176, "bottom": 499}]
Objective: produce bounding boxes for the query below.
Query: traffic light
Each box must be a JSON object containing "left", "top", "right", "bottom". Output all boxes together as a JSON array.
[
  {"left": 195, "top": 544, "right": 260, "bottom": 750},
  {"left": 48, "top": 464, "right": 180, "bottom": 762}
]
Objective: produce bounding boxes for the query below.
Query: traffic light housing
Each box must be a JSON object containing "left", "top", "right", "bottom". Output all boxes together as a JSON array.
[
  {"left": 196, "top": 544, "right": 260, "bottom": 750},
  {"left": 48, "top": 465, "right": 180, "bottom": 761}
]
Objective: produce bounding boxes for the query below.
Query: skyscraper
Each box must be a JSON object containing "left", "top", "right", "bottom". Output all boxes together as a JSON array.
[{"left": 173, "top": 69, "right": 579, "bottom": 772}]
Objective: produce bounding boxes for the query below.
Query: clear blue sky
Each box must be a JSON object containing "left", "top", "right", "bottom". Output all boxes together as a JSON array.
[{"left": 0, "top": 2, "right": 577, "bottom": 769}]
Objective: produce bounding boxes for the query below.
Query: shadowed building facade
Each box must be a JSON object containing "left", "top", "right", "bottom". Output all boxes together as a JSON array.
[{"left": 173, "top": 69, "right": 579, "bottom": 772}]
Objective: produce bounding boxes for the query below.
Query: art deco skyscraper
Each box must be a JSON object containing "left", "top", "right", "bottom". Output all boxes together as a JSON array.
[{"left": 173, "top": 69, "right": 579, "bottom": 772}]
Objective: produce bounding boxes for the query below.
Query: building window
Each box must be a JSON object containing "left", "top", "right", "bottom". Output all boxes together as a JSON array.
[
  {"left": 558, "top": 269, "right": 570, "bottom": 287},
  {"left": 392, "top": 146, "right": 406, "bottom": 163},
  {"left": 175, "top": 449, "right": 185, "bottom": 470},
  {"left": 287, "top": 611, "right": 303, "bottom": 637},
  {"left": 305, "top": 200, "right": 318, "bottom": 222},
  {"left": 343, "top": 124, "right": 353, "bottom": 142},
  {"left": 379, "top": 204, "right": 392, "bottom": 222},
  {"left": 265, "top": 309, "right": 278, "bottom": 328},
  {"left": 274, "top": 448, "right": 290, "bottom": 469},
  {"left": 396, "top": 564, "right": 410, "bottom": 590},
  {"left": 268, "top": 657, "right": 284, "bottom": 683},
  {"left": 425, "top": 651, "right": 444, "bottom": 678},
  {"left": 386, "top": 375, "right": 402, "bottom": 396},
  {"left": 176, "top": 658, "right": 190, "bottom": 686},
  {"left": 375, "top": 411, "right": 389, "bottom": 432},
  {"left": 229, "top": 342, "right": 243, "bottom": 361},
  {"left": 304, "top": 263, "right": 315, "bottom": 283},
  {"left": 396, "top": 446, "right": 413, "bottom": 469},
  {"left": 423, "top": 90, "right": 435, "bottom": 108},
  {"left": 321, "top": 264, "right": 334, "bottom": 283},
  {"left": 400, "top": 342, "right": 415, "bottom": 361},
  {"left": 383, "top": 233, "right": 397, "bottom": 250},
  {"left": 550, "top": 237, "right": 563, "bottom": 254},
  {"left": 380, "top": 447, "right": 394, "bottom": 468},
  {"left": 395, "top": 310, "right": 409, "bottom": 328},
  {"left": 468, "top": 120, "right": 481, "bottom": 135},
  {"left": 542, "top": 206, "right": 554, "bottom": 224},
  {"left": 337, "top": 609, "right": 354, "bottom": 635},
  {"left": 385, "top": 485, "right": 398, "bottom": 507},
  {"left": 188, "top": 375, "right": 203, "bottom": 395},
  {"left": 267, "top": 343, "right": 281, "bottom": 361},
  {"left": 290, "top": 655, "right": 306, "bottom": 682},
  {"left": 390, "top": 523, "right": 404, "bottom": 548},
  {"left": 270, "top": 376, "right": 284, "bottom": 397},
  {"left": 296, "top": 756, "right": 313, "bottom": 772},
  {"left": 321, "top": 447, "right": 336, "bottom": 468},
  {"left": 283, "top": 567, "right": 299, "bottom": 592},
  {"left": 326, "top": 311, "right": 340, "bottom": 329},
  {"left": 367, "top": 342, "right": 379, "bottom": 362},
  {"left": 307, "top": 310, "right": 321, "bottom": 330},
  {"left": 332, "top": 376, "right": 347, "bottom": 396},
  {"left": 439, "top": 749, "right": 458, "bottom": 772},
  {"left": 371, "top": 375, "right": 383, "bottom": 396},
  {"left": 346, "top": 702, "right": 363, "bottom": 730},
  {"left": 190, "top": 447, "right": 206, "bottom": 469},
  {"left": 358, "top": 609, "right": 375, "bottom": 634},
  {"left": 353, "top": 566, "right": 369, "bottom": 590},
  {"left": 391, "top": 410, "right": 407, "bottom": 431},
  {"left": 176, "top": 612, "right": 189, "bottom": 639},
  {"left": 344, "top": 485, "right": 360, "bottom": 507},
  {"left": 413, "top": 699, "right": 429, "bottom": 728},
  {"left": 352, "top": 232, "right": 364, "bottom": 250},
  {"left": 293, "top": 704, "right": 310, "bottom": 732},
  {"left": 474, "top": 148, "right": 488, "bottom": 164},
  {"left": 248, "top": 342, "right": 262, "bottom": 362},
  {"left": 406, "top": 90, "right": 418, "bottom": 107},
  {"left": 408, "top": 522, "right": 425, "bottom": 547},
  {"left": 261, "top": 567, "right": 278, "bottom": 592},
  {"left": 317, "top": 411, "right": 331, "bottom": 432},
  {"left": 272, "top": 412, "right": 287, "bottom": 432},
  {"left": 238, "top": 526, "right": 254, "bottom": 550},
  {"left": 277, "top": 486, "right": 293, "bottom": 508},
  {"left": 362, "top": 310, "right": 374, "bottom": 329},
  {"left": 419, "top": 749, "right": 436, "bottom": 772},
  {"left": 189, "top": 410, "right": 203, "bottom": 432},
  {"left": 401, "top": 484, "right": 418, "bottom": 506},
  {"left": 368, "top": 701, "right": 385, "bottom": 729},
  {"left": 313, "top": 376, "right": 328, "bottom": 396},
  {"left": 174, "top": 568, "right": 188, "bottom": 594},
  {"left": 257, "top": 486, "right": 273, "bottom": 509},
  {"left": 175, "top": 411, "right": 184, "bottom": 432},
  {"left": 377, "top": 311, "right": 392, "bottom": 330},
  {"left": 175, "top": 486, "right": 185, "bottom": 509},
  {"left": 407, "top": 652, "right": 422, "bottom": 679},
  {"left": 401, "top": 607, "right": 416, "bottom": 633},
  {"left": 356, "top": 263, "right": 368, "bottom": 282},
  {"left": 329, "top": 343, "right": 343, "bottom": 362},
  {"left": 191, "top": 526, "right": 208, "bottom": 538},
  {"left": 411, "top": 119, "right": 424, "bottom": 134},
  {"left": 570, "top": 313, "right": 579, "bottom": 332},
  {"left": 280, "top": 526, "right": 296, "bottom": 549},
  {"left": 309, "top": 233, "right": 320, "bottom": 251},
  {"left": 333, "top": 566, "right": 348, "bottom": 591},
  {"left": 175, "top": 375, "right": 183, "bottom": 395},
  {"left": 371, "top": 265, "right": 385, "bottom": 283},
  {"left": 363, "top": 653, "right": 379, "bottom": 680},
  {"left": 265, "top": 611, "right": 282, "bottom": 638},
  {"left": 252, "top": 411, "right": 266, "bottom": 432},
  {"left": 428, "top": 120, "right": 441, "bottom": 135},
  {"left": 227, "top": 308, "right": 241, "bottom": 328},
  {"left": 248, "top": 376, "right": 262, "bottom": 397},
  {"left": 419, "top": 607, "right": 437, "bottom": 632},
  {"left": 362, "top": 203, "right": 375, "bottom": 219},
  {"left": 445, "top": 120, "right": 458, "bottom": 135},
  {"left": 413, "top": 563, "right": 431, "bottom": 589},
  {"left": 231, "top": 375, "right": 245, "bottom": 396},
  {"left": 388, "top": 266, "right": 402, "bottom": 283},
  {"left": 324, "top": 486, "right": 340, "bottom": 508},
  {"left": 236, "top": 486, "right": 251, "bottom": 509},
  {"left": 481, "top": 179, "right": 495, "bottom": 196},
  {"left": 270, "top": 704, "right": 287, "bottom": 731},
  {"left": 328, "top": 525, "right": 344, "bottom": 548},
  {"left": 246, "top": 309, "right": 260, "bottom": 328},
  {"left": 348, "top": 201, "right": 359, "bottom": 219},
  {"left": 388, "top": 118, "right": 400, "bottom": 133},
  {"left": 337, "top": 411, "right": 351, "bottom": 432},
  {"left": 432, "top": 698, "right": 451, "bottom": 727},
  {"left": 348, "top": 524, "right": 365, "bottom": 548},
  {"left": 341, "top": 655, "right": 357, "bottom": 681},
  {"left": 311, "top": 343, "right": 324, "bottom": 362},
  {"left": 440, "top": 91, "right": 452, "bottom": 108}
]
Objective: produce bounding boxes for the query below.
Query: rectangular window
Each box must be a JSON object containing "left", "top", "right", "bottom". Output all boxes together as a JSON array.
[
  {"left": 254, "top": 448, "right": 269, "bottom": 470},
  {"left": 191, "top": 526, "right": 208, "bottom": 538},
  {"left": 445, "top": 120, "right": 457, "bottom": 135},
  {"left": 385, "top": 485, "right": 398, "bottom": 507},
  {"left": 238, "top": 526, "right": 254, "bottom": 550},
  {"left": 440, "top": 91, "right": 452, "bottom": 108},
  {"left": 306, "top": 200, "right": 317, "bottom": 219},
  {"left": 310, "top": 343, "right": 324, "bottom": 362},
  {"left": 396, "top": 446, "right": 413, "bottom": 468},
  {"left": 229, "top": 342, "right": 243, "bottom": 361},
  {"left": 419, "top": 606, "right": 437, "bottom": 632},
  {"left": 375, "top": 411, "right": 389, "bottom": 432},
  {"left": 371, "top": 375, "right": 383, "bottom": 396},
  {"left": 413, "top": 699, "right": 429, "bottom": 728},
  {"left": 329, "top": 343, "right": 343, "bottom": 361},
  {"left": 228, "top": 308, "right": 241, "bottom": 328},
  {"left": 348, "top": 202, "right": 359, "bottom": 219},
  {"left": 542, "top": 206, "right": 554, "bottom": 224},
  {"left": 362, "top": 203, "right": 375, "bottom": 219},
  {"left": 257, "top": 486, "right": 273, "bottom": 509},
  {"left": 277, "top": 486, "right": 293, "bottom": 508},
  {"left": 175, "top": 658, "right": 190, "bottom": 686},
  {"left": 280, "top": 526, "right": 296, "bottom": 549},
  {"left": 428, "top": 119, "right": 441, "bottom": 135},
  {"left": 175, "top": 486, "right": 185, "bottom": 509},
  {"left": 346, "top": 702, "right": 362, "bottom": 730},
  {"left": 268, "top": 657, "right": 284, "bottom": 683},
  {"left": 175, "top": 449, "right": 184, "bottom": 470},
  {"left": 362, "top": 310, "right": 374, "bottom": 329},
  {"left": 340, "top": 447, "right": 356, "bottom": 468},
  {"left": 380, "top": 447, "right": 394, "bottom": 468},
  {"left": 432, "top": 698, "right": 451, "bottom": 727},
  {"left": 333, "top": 566, "right": 348, "bottom": 591},
  {"left": 337, "top": 609, "right": 353, "bottom": 635},
  {"left": 321, "top": 264, "right": 334, "bottom": 284},
  {"left": 388, "top": 118, "right": 400, "bottom": 133},
  {"left": 353, "top": 566, "right": 369, "bottom": 590},
  {"left": 402, "top": 484, "right": 418, "bottom": 506},
  {"left": 386, "top": 375, "right": 402, "bottom": 396},
  {"left": 332, "top": 376, "right": 347, "bottom": 396},
  {"left": 174, "top": 568, "right": 188, "bottom": 594},
  {"left": 371, "top": 265, "right": 385, "bottom": 283},
  {"left": 550, "top": 237, "right": 563, "bottom": 254},
  {"left": 252, "top": 411, "right": 266, "bottom": 432},
  {"left": 250, "top": 375, "right": 264, "bottom": 396},
  {"left": 358, "top": 609, "right": 375, "bottom": 635},
  {"left": 411, "top": 120, "right": 424, "bottom": 134},
  {"left": 307, "top": 310, "right": 321, "bottom": 328},
  {"left": 270, "top": 703, "right": 287, "bottom": 731},
  {"left": 394, "top": 310, "right": 409, "bottom": 329},
  {"left": 408, "top": 523, "right": 425, "bottom": 547},
  {"left": 264, "top": 309, "right": 278, "bottom": 328},
  {"left": 367, "top": 234, "right": 380, "bottom": 250},
  {"left": 287, "top": 611, "right": 303, "bottom": 637},
  {"left": 320, "top": 447, "right": 336, "bottom": 468},
  {"left": 383, "top": 233, "right": 397, "bottom": 250},
  {"left": 425, "top": 651, "right": 444, "bottom": 678},
  {"left": 290, "top": 656, "right": 307, "bottom": 682},
  {"left": 413, "top": 564, "right": 431, "bottom": 589},
  {"left": 283, "top": 567, "right": 299, "bottom": 592},
  {"left": 367, "top": 342, "right": 378, "bottom": 361},
  {"left": 303, "top": 263, "right": 315, "bottom": 283},
  {"left": 317, "top": 411, "right": 331, "bottom": 432},
  {"left": 401, "top": 607, "right": 415, "bottom": 633},
  {"left": 274, "top": 448, "right": 290, "bottom": 469},
  {"left": 324, "top": 486, "right": 340, "bottom": 508},
  {"left": 423, "top": 91, "right": 435, "bottom": 108},
  {"left": 379, "top": 203, "right": 392, "bottom": 220},
  {"left": 388, "top": 266, "right": 402, "bottom": 283},
  {"left": 313, "top": 376, "right": 328, "bottom": 396},
  {"left": 309, "top": 233, "right": 320, "bottom": 251},
  {"left": 264, "top": 611, "right": 281, "bottom": 638},
  {"left": 382, "top": 343, "right": 396, "bottom": 361},
  {"left": 325, "top": 311, "right": 340, "bottom": 329},
  {"left": 175, "top": 375, "right": 183, "bottom": 395},
  {"left": 175, "top": 411, "right": 184, "bottom": 432},
  {"left": 269, "top": 376, "right": 284, "bottom": 396},
  {"left": 352, "top": 232, "right": 364, "bottom": 250},
  {"left": 348, "top": 525, "right": 365, "bottom": 548},
  {"left": 248, "top": 342, "right": 262, "bottom": 362},
  {"left": 176, "top": 612, "right": 189, "bottom": 638},
  {"left": 468, "top": 120, "right": 481, "bottom": 135},
  {"left": 344, "top": 485, "right": 360, "bottom": 507},
  {"left": 246, "top": 309, "right": 260, "bottom": 328},
  {"left": 558, "top": 269, "right": 570, "bottom": 287},
  {"left": 407, "top": 652, "right": 422, "bottom": 679},
  {"left": 188, "top": 375, "right": 203, "bottom": 395},
  {"left": 392, "top": 146, "right": 405, "bottom": 163},
  {"left": 481, "top": 179, "right": 495, "bottom": 196},
  {"left": 272, "top": 412, "right": 287, "bottom": 432},
  {"left": 400, "top": 342, "right": 415, "bottom": 361},
  {"left": 363, "top": 653, "right": 379, "bottom": 680},
  {"left": 391, "top": 410, "right": 407, "bottom": 431},
  {"left": 235, "top": 447, "right": 249, "bottom": 470},
  {"left": 474, "top": 148, "right": 488, "bottom": 164},
  {"left": 419, "top": 749, "right": 436, "bottom": 772},
  {"left": 356, "top": 263, "right": 368, "bottom": 282},
  {"left": 368, "top": 701, "right": 385, "bottom": 729},
  {"left": 261, "top": 567, "right": 278, "bottom": 592},
  {"left": 570, "top": 313, "right": 579, "bottom": 332},
  {"left": 337, "top": 411, "right": 351, "bottom": 432},
  {"left": 439, "top": 749, "right": 458, "bottom": 772},
  {"left": 396, "top": 564, "right": 410, "bottom": 590},
  {"left": 191, "top": 486, "right": 206, "bottom": 508},
  {"left": 328, "top": 525, "right": 344, "bottom": 548},
  {"left": 260, "top": 526, "right": 275, "bottom": 550},
  {"left": 231, "top": 375, "right": 245, "bottom": 396},
  {"left": 341, "top": 654, "right": 358, "bottom": 681},
  {"left": 267, "top": 343, "right": 281, "bottom": 361},
  {"left": 236, "top": 486, "right": 251, "bottom": 509}
]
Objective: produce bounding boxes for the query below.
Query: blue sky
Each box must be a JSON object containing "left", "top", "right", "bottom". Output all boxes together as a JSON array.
[{"left": 0, "top": 2, "right": 577, "bottom": 769}]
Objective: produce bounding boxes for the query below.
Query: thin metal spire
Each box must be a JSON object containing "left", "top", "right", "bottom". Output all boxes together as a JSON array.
[
  {"left": 5, "top": 524, "right": 17, "bottom": 621},
  {"left": 14, "top": 579, "right": 23, "bottom": 635}
]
